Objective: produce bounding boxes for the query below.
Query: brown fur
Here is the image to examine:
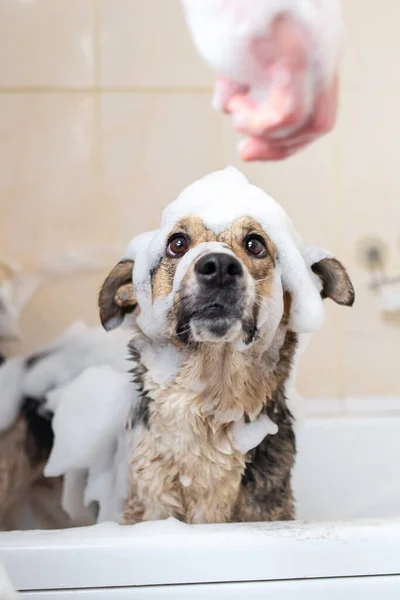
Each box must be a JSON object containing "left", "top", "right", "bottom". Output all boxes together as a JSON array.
[
  {"left": 312, "top": 258, "right": 355, "bottom": 306},
  {"left": 0, "top": 416, "right": 71, "bottom": 530},
  {"left": 100, "top": 217, "right": 354, "bottom": 527},
  {"left": 122, "top": 322, "right": 294, "bottom": 525},
  {"left": 1, "top": 476, "right": 73, "bottom": 531},
  {"left": 233, "top": 332, "right": 298, "bottom": 522},
  {"left": 0, "top": 416, "right": 43, "bottom": 524},
  {"left": 153, "top": 216, "right": 277, "bottom": 301},
  {"left": 99, "top": 259, "right": 136, "bottom": 329}
]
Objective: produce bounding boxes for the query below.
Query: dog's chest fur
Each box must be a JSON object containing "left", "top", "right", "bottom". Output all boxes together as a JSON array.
[{"left": 122, "top": 330, "right": 297, "bottom": 525}]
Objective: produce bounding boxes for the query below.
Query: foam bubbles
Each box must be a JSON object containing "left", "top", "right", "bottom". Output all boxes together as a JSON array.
[{"left": 124, "top": 167, "right": 330, "bottom": 338}]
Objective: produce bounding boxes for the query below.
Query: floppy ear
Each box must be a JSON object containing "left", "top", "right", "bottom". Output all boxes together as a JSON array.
[
  {"left": 99, "top": 260, "right": 137, "bottom": 330},
  {"left": 311, "top": 258, "right": 355, "bottom": 306}
]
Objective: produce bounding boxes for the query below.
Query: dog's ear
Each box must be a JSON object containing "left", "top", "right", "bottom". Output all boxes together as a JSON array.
[
  {"left": 311, "top": 258, "right": 355, "bottom": 306},
  {"left": 99, "top": 260, "right": 137, "bottom": 330}
]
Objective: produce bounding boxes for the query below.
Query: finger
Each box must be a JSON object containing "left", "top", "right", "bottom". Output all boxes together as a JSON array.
[
  {"left": 243, "top": 146, "right": 302, "bottom": 161},
  {"left": 239, "top": 128, "right": 322, "bottom": 160},
  {"left": 262, "top": 72, "right": 339, "bottom": 148},
  {"left": 228, "top": 87, "right": 296, "bottom": 136},
  {"left": 227, "top": 15, "right": 311, "bottom": 138},
  {"left": 239, "top": 137, "right": 307, "bottom": 161},
  {"left": 212, "top": 77, "right": 249, "bottom": 113},
  {"left": 265, "top": 130, "right": 320, "bottom": 150},
  {"left": 228, "top": 68, "right": 311, "bottom": 139},
  {"left": 238, "top": 122, "right": 315, "bottom": 157},
  {"left": 238, "top": 72, "right": 339, "bottom": 160}
]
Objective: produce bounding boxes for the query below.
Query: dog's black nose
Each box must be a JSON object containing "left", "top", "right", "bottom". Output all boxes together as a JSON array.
[{"left": 195, "top": 253, "right": 243, "bottom": 286}]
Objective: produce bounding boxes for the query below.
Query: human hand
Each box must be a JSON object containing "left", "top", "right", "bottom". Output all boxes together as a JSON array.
[{"left": 214, "top": 15, "right": 339, "bottom": 161}]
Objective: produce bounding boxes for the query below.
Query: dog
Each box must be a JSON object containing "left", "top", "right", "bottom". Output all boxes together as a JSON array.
[
  {"left": 0, "top": 324, "right": 132, "bottom": 530},
  {"left": 99, "top": 167, "right": 355, "bottom": 525},
  {"left": 0, "top": 168, "right": 354, "bottom": 529}
]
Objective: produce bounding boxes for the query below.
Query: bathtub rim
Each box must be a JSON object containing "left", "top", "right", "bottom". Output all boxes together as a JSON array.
[{"left": 2, "top": 516, "right": 400, "bottom": 591}]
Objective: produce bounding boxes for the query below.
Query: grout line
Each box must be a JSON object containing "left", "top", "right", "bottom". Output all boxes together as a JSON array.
[
  {"left": 92, "top": 0, "right": 103, "bottom": 227},
  {"left": 92, "top": 0, "right": 101, "bottom": 88},
  {"left": 0, "top": 86, "right": 213, "bottom": 94}
]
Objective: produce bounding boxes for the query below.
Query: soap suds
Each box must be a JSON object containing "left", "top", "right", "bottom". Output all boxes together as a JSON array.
[
  {"left": 231, "top": 413, "right": 278, "bottom": 454},
  {"left": 61, "top": 469, "right": 94, "bottom": 524},
  {"left": 0, "top": 322, "right": 135, "bottom": 525},
  {"left": 24, "top": 327, "right": 132, "bottom": 401},
  {"left": 181, "top": 0, "right": 341, "bottom": 106},
  {"left": 0, "top": 357, "right": 26, "bottom": 431},
  {"left": 45, "top": 365, "right": 137, "bottom": 523},
  {"left": 124, "top": 167, "right": 329, "bottom": 338},
  {"left": 179, "top": 474, "right": 192, "bottom": 487},
  {"left": 45, "top": 366, "right": 133, "bottom": 477},
  {"left": 4, "top": 169, "right": 335, "bottom": 528}
]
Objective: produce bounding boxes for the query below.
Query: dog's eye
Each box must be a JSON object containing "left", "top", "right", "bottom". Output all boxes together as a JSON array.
[
  {"left": 244, "top": 235, "right": 267, "bottom": 258},
  {"left": 166, "top": 234, "right": 189, "bottom": 258}
]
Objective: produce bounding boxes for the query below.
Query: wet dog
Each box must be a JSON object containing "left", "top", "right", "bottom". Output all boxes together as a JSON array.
[{"left": 99, "top": 167, "right": 355, "bottom": 524}]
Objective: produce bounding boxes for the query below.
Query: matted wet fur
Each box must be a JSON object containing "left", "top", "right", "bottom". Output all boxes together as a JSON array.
[
  {"left": 100, "top": 213, "right": 354, "bottom": 526},
  {"left": 122, "top": 328, "right": 297, "bottom": 525},
  {"left": 0, "top": 398, "right": 71, "bottom": 530}
]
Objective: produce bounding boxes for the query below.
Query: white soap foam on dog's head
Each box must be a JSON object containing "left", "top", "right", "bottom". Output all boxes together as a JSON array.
[{"left": 124, "top": 167, "right": 329, "bottom": 338}]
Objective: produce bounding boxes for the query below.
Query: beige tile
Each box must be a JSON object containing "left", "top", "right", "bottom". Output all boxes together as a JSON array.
[
  {"left": 338, "top": 89, "right": 400, "bottom": 191},
  {"left": 341, "top": 264, "right": 383, "bottom": 334},
  {"left": 342, "top": 0, "right": 400, "bottom": 90},
  {"left": 218, "top": 120, "right": 343, "bottom": 398},
  {"left": 0, "top": 93, "right": 99, "bottom": 261},
  {"left": 337, "top": 88, "right": 400, "bottom": 278},
  {"left": 99, "top": 92, "right": 220, "bottom": 243},
  {"left": 295, "top": 303, "right": 344, "bottom": 399},
  {"left": 340, "top": 257, "right": 400, "bottom": 337},
  {"left": 99, "top": 0, "right": 213, "bottom": 88},
  {"left": 339, "top": 183, "right": 399, "bottom": 264},
  {"left": 10, "top": 271, "right": 109, "bottom": 355},
  {"left": 336, "top": 86, "right": 400, "bottom": 340},
  {"left": 343, "top": 330, "right": 400, "bottom": 396},
  {"left": 220, "top": 122, "right": 339, "bottom": 252},
  {"left": 0, "top": 0, "right": 93, "bottom": 87}
]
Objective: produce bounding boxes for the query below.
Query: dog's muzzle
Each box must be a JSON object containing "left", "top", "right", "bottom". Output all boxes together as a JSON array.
[{"left": 177, "top": 251, "right": 251, "bottom": 343}]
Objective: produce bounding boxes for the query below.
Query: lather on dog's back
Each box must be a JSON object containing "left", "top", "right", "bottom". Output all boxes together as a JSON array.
[{"left": 99, "top": 167, "right": 355, "bottom": 525}]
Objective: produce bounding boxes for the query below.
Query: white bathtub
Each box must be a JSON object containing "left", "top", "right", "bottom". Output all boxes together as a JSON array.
[{"left": 1, "top": 400, "right": 400, "bottom": 598}]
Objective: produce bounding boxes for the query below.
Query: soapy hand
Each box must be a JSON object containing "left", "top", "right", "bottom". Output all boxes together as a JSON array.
[
  {"left": 215, "top": 16, "right": 339, "bottom": 161},
  {"left": 182, "top": 0, "right": 341, "bottom": 162}
]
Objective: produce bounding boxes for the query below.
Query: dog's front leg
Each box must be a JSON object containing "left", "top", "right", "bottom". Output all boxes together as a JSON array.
[
  {"left": 121, "top": 484, "right": 183, "bottom": 525},
  {"left": 121, "top": 435, "right": 185, "bottom": 525}
]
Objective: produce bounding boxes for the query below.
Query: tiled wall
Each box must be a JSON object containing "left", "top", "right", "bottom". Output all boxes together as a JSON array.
[{"left": 1, "top": 0, "right": 399, "bottom": 399}]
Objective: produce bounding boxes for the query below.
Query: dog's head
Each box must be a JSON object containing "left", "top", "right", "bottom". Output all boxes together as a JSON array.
[{"left": 99, "top": 168, "right": 354, "bottom": 348}]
